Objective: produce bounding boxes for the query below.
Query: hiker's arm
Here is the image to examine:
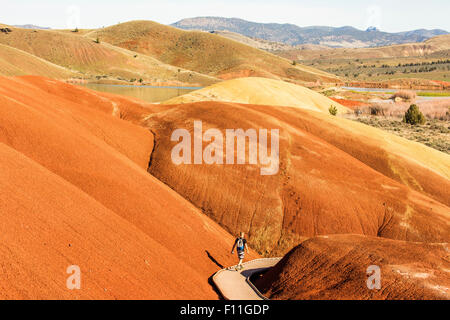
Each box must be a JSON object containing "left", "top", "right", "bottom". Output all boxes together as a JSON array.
[
  {"left": 245, "top": 243, "right": 250, "bottom": 254},
  {"left": 231, "top": 242, "right": 236, "bottom": 254}
]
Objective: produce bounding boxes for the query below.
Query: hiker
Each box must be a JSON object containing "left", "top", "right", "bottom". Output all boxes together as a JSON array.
[{"left": 231, "top": 232, "right": 250, "bottom": 270}]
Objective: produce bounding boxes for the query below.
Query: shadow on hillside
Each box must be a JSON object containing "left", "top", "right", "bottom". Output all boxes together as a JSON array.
[
  {"left": 205, "top": 250, "right": 226, "bottom": 300},
  {"left": 205, "top": 250, "right": 224, "bottom": 269}
]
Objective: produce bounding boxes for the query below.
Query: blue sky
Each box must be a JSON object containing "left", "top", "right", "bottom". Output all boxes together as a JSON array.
[{"left": 1, "top": 0, "right": 449, "bottom": 32}]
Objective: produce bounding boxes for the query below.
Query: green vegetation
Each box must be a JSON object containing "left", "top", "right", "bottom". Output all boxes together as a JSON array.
[
  {"left": 329, "top": 105, "right": 338, "bottom": 116},
  {"left": 321, "top": 89, "right": 336, "bottom": 97},
  {"left": 403, "top": 104, "right": 426, "bottom": 125},
  {"left": 352, "top": 116, "right": 450, "bottom": 154},
  {"left": 417, "top": 91, "right": 450, "bottom": 97}
]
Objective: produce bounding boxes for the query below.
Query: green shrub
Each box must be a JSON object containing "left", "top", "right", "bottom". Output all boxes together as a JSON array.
[
  {"left": 329, "top": 105, "right": 338, "bottom": 116},
  {"left": 321, "top": 89, "right": 336, "bottom": 97},
  {"left": 403, "top": 104, "right": 426, "bottom": 125}
]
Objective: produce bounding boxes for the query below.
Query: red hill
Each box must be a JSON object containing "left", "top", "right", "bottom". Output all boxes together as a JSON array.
[{"left": 0, "top": 76, "right": 258, "bottom": 299}]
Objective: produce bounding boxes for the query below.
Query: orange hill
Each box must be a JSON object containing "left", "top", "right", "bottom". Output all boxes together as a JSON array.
[
  {"left": 0, "top": 76, "right": 448, "bottom": 299},
  {"left": 144, "top": 100, "right": 450, "bottom": 256},
  {"left": 255, "top": 234, "right": 450, "bottom": 300},
  {"left": 0, "top": 75, "right": 259, "bottom": 299},
  {"left": 86, "top": 20, "right": 341, "bottom": 84}
]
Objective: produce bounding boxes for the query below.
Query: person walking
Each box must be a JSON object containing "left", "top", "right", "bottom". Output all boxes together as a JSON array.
[{"left": 231, "top": 232, "right": 250, "bottom": 271}]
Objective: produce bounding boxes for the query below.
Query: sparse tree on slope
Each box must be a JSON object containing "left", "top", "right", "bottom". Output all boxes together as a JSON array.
[{"left": 403, "top": 104, "right": 426, "bottom": 125}]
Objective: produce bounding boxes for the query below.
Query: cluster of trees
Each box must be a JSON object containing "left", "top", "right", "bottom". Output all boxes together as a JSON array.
[
  {"left": 324, "top": 56, "right": 450, "bottom": 78},
  {"left": 398, "top": 60, "right": 450, "bottom": 67},
  {"left": 402, "top": 66, "right": 438, "bottom": 73}
]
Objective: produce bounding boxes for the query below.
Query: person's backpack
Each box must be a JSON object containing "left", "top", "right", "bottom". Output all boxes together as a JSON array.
[{"left": 237, "top": 238, "right": 244, "bottom": 251}]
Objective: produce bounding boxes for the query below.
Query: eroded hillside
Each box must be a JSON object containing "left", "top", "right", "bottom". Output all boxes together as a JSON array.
[{"left": 87, "top": 21, "right": 341, "bottom": 84}]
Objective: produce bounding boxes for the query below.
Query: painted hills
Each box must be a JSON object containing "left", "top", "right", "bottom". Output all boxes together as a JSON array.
[
  {"left": 145, "top": 81, "right": 450, "bottom": 257},
  {"left": 1, "top": 75, "right": 449, "bottom": 299},
  {"left": 84, "top": 20, "right": 340, "bottom": 83},
  {"left": 0, "top": 75, "right": 260, "bottom": 299},
  {"left": 208, "top": 30, "right": 297, "bottom": 51},
  {"left": 0, "top": 25, "right": 218, "bottom": 86},
  {"left": 255, "top": 235, "right": 450, "bottom": 300},
  {"left": 163, "top": 77, "right": 349, "bottom": 114},
  {"left": 0, "top": 43, "right": 75, "bottom": 78},
  {"left": 0, "top": 22, "right": 340, "bottom": 85}
]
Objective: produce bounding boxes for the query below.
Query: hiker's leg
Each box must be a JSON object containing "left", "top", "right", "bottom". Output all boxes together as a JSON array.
[
  {"left": 234, "top": 258, "right": 242, "bottom": 271},
  {"left": 238, "top": 258, "right": 244, "bottom": 270}
]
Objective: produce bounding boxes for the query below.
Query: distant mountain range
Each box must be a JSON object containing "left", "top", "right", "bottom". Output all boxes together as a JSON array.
[
  {"left": 13, "top": 24, "right": 50, "bottom": 30},
  {"left": 172, "top": 17, "right": 448, "bottom": 48}
]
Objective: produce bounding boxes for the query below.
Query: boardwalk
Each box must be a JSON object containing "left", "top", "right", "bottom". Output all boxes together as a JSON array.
[{"left": 212, "top": 258, "right": 281, "bottom": 300}]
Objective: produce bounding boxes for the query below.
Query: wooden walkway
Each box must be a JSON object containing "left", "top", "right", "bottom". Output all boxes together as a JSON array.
[{"left": 212, "top": 258, "right": 281, "bottom": 300}]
